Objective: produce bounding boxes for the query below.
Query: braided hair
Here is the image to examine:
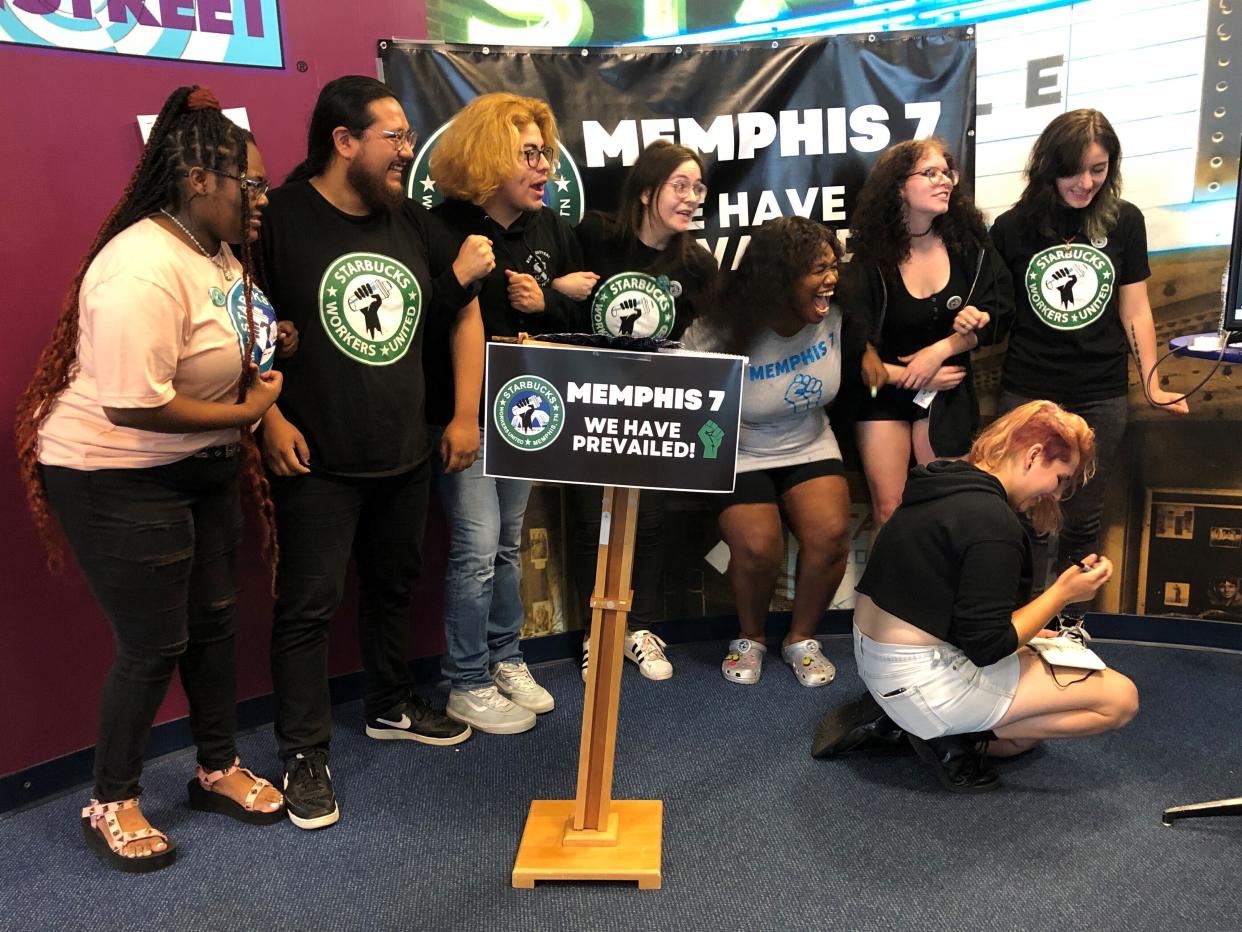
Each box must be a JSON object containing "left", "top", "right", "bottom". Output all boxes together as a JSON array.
[{"left": 15, "top": 85, "right": 277, "bottom": 577}]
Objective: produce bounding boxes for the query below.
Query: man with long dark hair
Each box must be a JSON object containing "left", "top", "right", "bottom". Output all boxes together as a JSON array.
[{"left": 258, "top": 75, "right": 494, "bottom": 829}]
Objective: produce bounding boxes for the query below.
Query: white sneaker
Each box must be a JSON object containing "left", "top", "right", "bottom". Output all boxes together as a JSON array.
[
  {"left": 446, "top": 685, "right": 536, "bottom": 734},
  {"left": 623, "top": 630, "right": 673, "bottom": 680},
  {"left": 491, "top": 661, "right": 555, "bottom": 714}
]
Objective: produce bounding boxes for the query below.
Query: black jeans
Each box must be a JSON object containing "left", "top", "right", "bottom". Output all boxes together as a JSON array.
[
  {"left": 998, "top": 391, "right": 1129, "bottom": 593},
  {"left": 269, "top": 460, "right": 430, "bottom": 761},
  {"left": 43, "top": 456, "right": 243, "bottom": 802},
  {"left": 568, "top": 484, "right": 666, "bottom": 632}
]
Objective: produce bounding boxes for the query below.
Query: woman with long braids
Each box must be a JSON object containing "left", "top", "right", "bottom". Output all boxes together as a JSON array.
[
  {"left": 564, "top": 139, "right": 719, "bottom": 682},
  {"left": 15, "top": 86, "right": 286, "bottom": 872},
  {"left": 990, "top": 110, "right": 1188, "bottom": 595},
  {"left": 682, "top": 217, "right": 862, "bottom": 688},
  {"left": 840, "top": 137, "right": 1013, "bottom": 533}
]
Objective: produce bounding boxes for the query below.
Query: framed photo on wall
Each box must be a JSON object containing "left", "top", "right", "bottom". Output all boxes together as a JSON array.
[{"left": 1138, "top": 489, "right": 1242, "bottom": 619}]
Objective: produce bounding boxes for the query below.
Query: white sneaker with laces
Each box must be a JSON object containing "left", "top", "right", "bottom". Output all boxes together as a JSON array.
[
  {"left": 491, "top": 660, "right": 555, "bottom": 713},
  {"left": 623, "top": 630, "right": 673, "bottom": 680},
  {"left": 446, "top": 685, "right": 536, "bottom": 734}
]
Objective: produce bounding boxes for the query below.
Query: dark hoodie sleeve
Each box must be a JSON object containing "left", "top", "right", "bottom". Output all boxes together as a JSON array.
[
  {"left": 969, "top": 239, "right": 1015, "bottom": 347},
  {"left": 948, "top": 538, "right": 1024, "bottom": 666},
  {"left": 537, "top": 212, "right": 587, "bottom": 330}
]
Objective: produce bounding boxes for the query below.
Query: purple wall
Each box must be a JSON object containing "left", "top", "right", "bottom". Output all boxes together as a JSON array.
[{"left": 1, "top": 1, "right": 439, "bottom": 776}]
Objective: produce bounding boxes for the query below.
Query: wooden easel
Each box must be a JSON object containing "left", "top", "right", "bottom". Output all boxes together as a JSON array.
[{"left": 511, "top": 484, "right": 663, "bottom": 889}]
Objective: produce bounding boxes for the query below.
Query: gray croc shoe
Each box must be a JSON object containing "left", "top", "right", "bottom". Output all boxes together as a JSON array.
[
  {"left": 722, "top": 638, "right": 766, "bottom": 684},
  {"left": 782, "top": 638, "right": 836, "bottom": 687}
]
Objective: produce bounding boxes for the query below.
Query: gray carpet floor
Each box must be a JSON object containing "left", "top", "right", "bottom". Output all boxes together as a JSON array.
[{"left": 2, "top": 638, "right": 1241, "bottom": 931}]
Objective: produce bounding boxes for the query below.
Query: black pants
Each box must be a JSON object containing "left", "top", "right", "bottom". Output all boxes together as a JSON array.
[
  {"left": 568, "top": 484, "right": 666, "bottom": 632},
  {"left": 43, "top": 456, "right": 242, "bottom": 802},
  {"left": 269, "top": 461, "right": 429, "bottom": 761}
]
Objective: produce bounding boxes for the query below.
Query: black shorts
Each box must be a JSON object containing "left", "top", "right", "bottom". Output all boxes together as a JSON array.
[
  {"left": 855, "top": 384, "right": 929, "bottom": 424},
  {"left": 713, "top": 458, "right": 845, "bottom": 514}
]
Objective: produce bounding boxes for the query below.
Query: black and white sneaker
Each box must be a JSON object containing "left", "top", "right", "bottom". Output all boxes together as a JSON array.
[
  {"left": 282, "top": 750, "right": 339, "bottom": 830},
  {"left": 365, "top": 695, "right": 472, "bottom": 746}
]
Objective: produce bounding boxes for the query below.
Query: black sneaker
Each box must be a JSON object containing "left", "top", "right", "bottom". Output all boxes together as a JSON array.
[
  {"left": 282, "top": 750, "right": 340, "bottom": 830},
  {"left": 365, "top": 694, "right": 472, "bottom": 746}
]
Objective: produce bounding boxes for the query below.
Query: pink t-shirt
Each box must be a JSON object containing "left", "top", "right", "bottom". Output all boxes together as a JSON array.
[{"left": 38, "top": 218, "right": 249, "bottom": 470}]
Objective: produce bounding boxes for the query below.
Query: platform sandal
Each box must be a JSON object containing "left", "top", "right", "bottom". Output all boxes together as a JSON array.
[
  {"left": 187, "top": 757, "right": 286, "bottom": 825},
  {"left": 80, "top": 797, "right": 176, "bottom": 873}
]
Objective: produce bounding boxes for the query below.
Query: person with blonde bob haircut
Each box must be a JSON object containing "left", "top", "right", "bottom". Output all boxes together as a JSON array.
[
  {"left": 424, "top": 93, "right": 587, "bottom": 734},
  {"left": 816, "top": 400, "right": 1139, "bottom": 793}
]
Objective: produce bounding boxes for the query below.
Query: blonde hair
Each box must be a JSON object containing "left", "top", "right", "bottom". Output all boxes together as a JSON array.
[
  {"left": 968, "top": 400, "right": 1097, "bottom": 535},
  {"left": 429, "top": 93, "right": 559, "bottom": 205}
]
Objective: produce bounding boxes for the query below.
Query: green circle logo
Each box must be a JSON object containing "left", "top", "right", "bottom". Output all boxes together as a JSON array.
[
  {"left": 318, "top": 252, "right": 421, "bottom": 365},
  {"left": 409, "top": 121, "right": 586, "bottom": 224},
  {"left": 494, "top": 375, "right": 565, "bottom": 451},
  {"left": 1024, "top": 244, "right": 1116, "bottom": 331},
  {"left": 591, "top": 272, "right": 676, "bottom": 338}
]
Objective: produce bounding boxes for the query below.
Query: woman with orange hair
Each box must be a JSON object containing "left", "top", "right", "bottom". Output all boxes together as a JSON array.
[
  {"left": 832, "top": 401, "right": 1138, "bottom": 792},
  {"left": 15, "top": 86, "right": 287, "bottom": 871},
  {"left": 425, "top": 93, "right": 588, "bottom": 734}
]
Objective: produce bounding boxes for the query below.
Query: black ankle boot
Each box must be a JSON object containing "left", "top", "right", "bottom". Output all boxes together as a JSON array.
[
  {"left": 906, "top": 732, "right": 1001, "bottom": 793},
  {"left": 811, "top": 693, "right": 907, "bottom": 759}
]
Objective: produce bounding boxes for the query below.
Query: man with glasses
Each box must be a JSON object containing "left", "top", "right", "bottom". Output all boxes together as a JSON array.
[
  {"left": 420, "top": 93, "right": 589, "bottom": 735},
  {"left": 256, "top": 75, "right": 495, "bottom": 829}
]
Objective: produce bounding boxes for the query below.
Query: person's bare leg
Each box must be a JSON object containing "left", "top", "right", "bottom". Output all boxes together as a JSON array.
[
  {"left": 780, "top": 475, "right": 851, "bottom": 644},
  {"left": 857, "top": 420, "right": 912, "bottom": 538},
  {"left": 992, "top": 650, "right": 1139, "bottom": 742},
  {"left": 718, "top": 502, "right": 784, "bottom": 642}
]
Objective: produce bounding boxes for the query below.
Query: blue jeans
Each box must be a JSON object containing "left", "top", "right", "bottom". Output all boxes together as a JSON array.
[{"left": 434, "top": 430, "right": 532, "bottom": 688}]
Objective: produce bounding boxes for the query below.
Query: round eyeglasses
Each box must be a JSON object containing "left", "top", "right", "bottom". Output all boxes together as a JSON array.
[
  {"left": 202, "top": 168, "right": 269, "bottom": 198},
  {"left": 374, "top": 128, "right": 418, "bottom": 152},
  {"left": 521, "top": 144, "right": 555, "bottom": 168},
  {"left": 907, "top": 167, "right": 960, "bottom": 186},
  {"left": 664, "top": 180, "right": 708, "bottom": 202}
]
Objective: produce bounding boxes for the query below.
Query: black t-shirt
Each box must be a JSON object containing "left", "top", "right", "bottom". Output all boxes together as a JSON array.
[
  {"left": 424, "top": 198, "right": 584, "bottom": 427},
  {"left": 259, "top": 180, "right": 472, "bottom": 476},
  {"left": 856, "top": 460, "right": 1030, "bottom": 668},
  {"left": 574, "top": 211, "right": 719, "bottom": 340},
  {"left": 991, "top": 199, "right": 1150, "bottom": 402}
]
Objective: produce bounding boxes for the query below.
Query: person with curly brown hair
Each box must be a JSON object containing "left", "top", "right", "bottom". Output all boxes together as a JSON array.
[
  {"left": 15, "top": 85, "right": 288, "bottom": 873},
  {"left": 839, "top": 137, "right": 1013, "bottom": 535},
  {"left": 682, "top": 217, "right": 865, "bottom": 688}
]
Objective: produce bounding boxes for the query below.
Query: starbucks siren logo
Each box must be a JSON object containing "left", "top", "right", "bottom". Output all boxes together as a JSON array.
[
  {"left": 410, "top": 121, "right": 586, "bottom": 223},
  {"left": 591, "top": 272, "right": 676, "bottom": 338},
  {"left": 319, "top": 252, "right": 422, "bottom": 365},
  {"left": 494, "top": 375, "right": 564, "bottom": 451},
  {"left": 226, "top": 280, "right": 279, "bottom": 372},
  {"left": 1024, "top": 243, "right": 1116, "bottom": 331}
]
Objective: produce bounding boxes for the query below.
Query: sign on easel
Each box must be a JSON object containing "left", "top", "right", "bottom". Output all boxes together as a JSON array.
[
  {"left": 484, "top": 341, "right": 743, "bottom": 492},
  {"left": 489, "top": 340, "right": 743, "bottom": 889}
]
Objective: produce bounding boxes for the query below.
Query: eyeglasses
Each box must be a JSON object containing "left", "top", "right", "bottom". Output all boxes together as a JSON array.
[
  {"left": 521, "top": 144, "right": 555, "bottom": 168},
  {"left": 907, "top": 167, "right": 960, "bottom": 186},
  {"left": 664, "top": 180, "right": 708, "bottom": 202},
  {"left": 202, "top": 168, "right": 269, "bottom": 197},
  {"left": 374, "top": 128, "right": 419, "bottom": 152}
]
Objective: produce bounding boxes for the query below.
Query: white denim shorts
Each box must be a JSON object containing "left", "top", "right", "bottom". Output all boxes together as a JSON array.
[{"left": 853, "top": 627, "right": 1020, "bottom": 740}]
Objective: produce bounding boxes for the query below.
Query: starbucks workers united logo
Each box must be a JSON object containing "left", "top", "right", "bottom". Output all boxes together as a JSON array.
[
  {"left": 319, "top": 252, "right": 421, "bottom": 365},
  {"left": 1025, "top": 244, "right": 1116, "bottom": 331},
  {"left": 591, "top": 272, "right": 676, "bottom": 338},
  {"left": 494, "top": 375, "right": 565, "bottom": 451}
]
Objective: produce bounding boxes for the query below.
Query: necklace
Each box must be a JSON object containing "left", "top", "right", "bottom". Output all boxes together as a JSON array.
[
  {"left": 160, "top": 208, "right": 235, "bottom": 282},
  {"left": 910, "top": 225, "right": 934, "bottom": 238}
]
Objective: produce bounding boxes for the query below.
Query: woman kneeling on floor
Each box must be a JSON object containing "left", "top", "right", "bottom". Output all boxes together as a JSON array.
[{"left": 840, "top": 400, "right": 1139, "bottom": 791}]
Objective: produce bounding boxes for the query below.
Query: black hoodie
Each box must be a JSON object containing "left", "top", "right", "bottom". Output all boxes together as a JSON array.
[{"left": 856, "top": 460, "right": 1031, "bottom": 666}]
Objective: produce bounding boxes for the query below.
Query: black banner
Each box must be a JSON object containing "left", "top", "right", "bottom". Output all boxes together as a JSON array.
[
  {"left": 379, "top": 30, "right": 975, "bottom": 271},
  {"left": 484, "top": 343, "right": 743, "bottom": 492}
]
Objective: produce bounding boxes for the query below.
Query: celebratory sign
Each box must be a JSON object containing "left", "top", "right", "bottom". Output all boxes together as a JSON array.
[
  {"left": 381, "top": 31, "right": 974, "bottom": 271},
  {"left": 484, "top": 342, "right": 742, "bottom": 493},
  {"left": 0, "top": 1, "right": 283, "bottom": 69}
]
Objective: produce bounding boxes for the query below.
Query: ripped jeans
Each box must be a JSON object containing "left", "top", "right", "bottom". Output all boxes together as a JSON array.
[
  {"left": 433, "top": 430, "right": 532, "bottom": 689},
  {"left": 43, "top": 455, "right": 243, "bottom": 802}
]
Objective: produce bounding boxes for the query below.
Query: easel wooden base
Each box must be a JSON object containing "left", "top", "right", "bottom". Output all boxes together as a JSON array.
[
  {"left": 511, "top": 800, "right": 663, "bottom": 888},
  {"left": 510, "top": 484, "right": 663, "bottom": 889}
]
